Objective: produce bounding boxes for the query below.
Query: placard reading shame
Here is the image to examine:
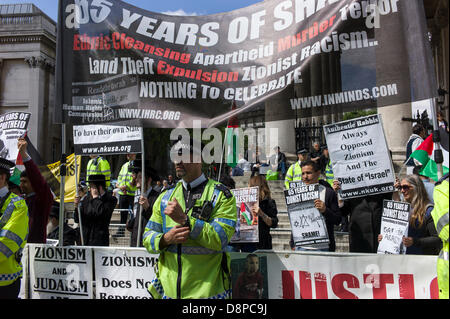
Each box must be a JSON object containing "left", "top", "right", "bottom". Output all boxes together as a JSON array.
[
  {"left": 324, "top": 115, "right": 395, "bottom": 199},
  {"left": 284, "top": 184, "right": 329, "bottom": 249}
]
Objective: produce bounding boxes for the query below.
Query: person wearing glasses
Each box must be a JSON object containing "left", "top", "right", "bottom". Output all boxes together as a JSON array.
[{"left": 378, "top": 175, "right": 441, "bottom": 255}]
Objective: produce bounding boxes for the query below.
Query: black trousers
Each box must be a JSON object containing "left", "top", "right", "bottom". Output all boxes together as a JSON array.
[
  {"left": 118, "top": 194, "right": 135, "bottom": 224},
  {"left": 0, "top": 278, "right": 21, "bottom": 299}
]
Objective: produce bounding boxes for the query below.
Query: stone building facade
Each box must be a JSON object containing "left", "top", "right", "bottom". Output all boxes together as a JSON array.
[
  {"left": 0, "top": 2, "right": 448, "bottom": 168},
  {"left": 0, "top": 3, "right": 60, "bottom": 163}
]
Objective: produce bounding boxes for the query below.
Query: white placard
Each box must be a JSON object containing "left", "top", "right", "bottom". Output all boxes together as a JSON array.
[
  {"left": 28, "top": 245, "right": 93, "bottom": 299},
  {"left": 284, "top": 184, "right": 329, "bottom": 249},
  {"left": 94, "top": 247, "right": 158, "bottom": 299},
  {"left": 265, "top": 252, "right": 438, "bottom": 299},
  {"left": 0, "top": 112, "right": 31, "bottom": 162},
  {"left": 230, "top": 187, "right": 259, "bottom": 243},
  {"left": 73, "top": 124, "right": 142, "bottom": 155},
  {"left": 377, "top": 200, "right": 410, "bottom": 255},
  {"left": 324, "top": 115, "right": 395, "bottom": 199}
]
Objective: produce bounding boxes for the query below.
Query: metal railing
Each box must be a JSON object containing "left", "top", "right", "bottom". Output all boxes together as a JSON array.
[{"left": 66, "top": 208, "right": 133, "bottom": 247}]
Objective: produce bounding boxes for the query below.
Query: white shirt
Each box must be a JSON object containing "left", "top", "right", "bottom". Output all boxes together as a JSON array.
[
  {"left": 182, "top": 174, "right": 207, "bottom": 190},
  {"left": 0, "top": 186, "right": 9, "bottom": 198}
]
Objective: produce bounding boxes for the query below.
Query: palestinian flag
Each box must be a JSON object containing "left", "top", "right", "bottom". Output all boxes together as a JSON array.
[
  {"left": 225, "top": 101, "right": 239, "bottom": 168},
  {"left": 410, "top": 127, "right": 449, "bottom": 181}
]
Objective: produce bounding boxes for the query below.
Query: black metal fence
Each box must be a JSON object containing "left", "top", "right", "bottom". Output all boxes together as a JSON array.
[{"left": 295, "top": 119, "right": 328, "bottom": 152}]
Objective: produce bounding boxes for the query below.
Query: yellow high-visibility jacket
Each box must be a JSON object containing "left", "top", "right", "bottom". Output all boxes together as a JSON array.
[
  {"left": 431, "top": 175, "right": 449, "bottom": 299},
  {"left": 143, "top": 179, "right": 236, "bottom": 299},
  {"left": 0, "top": 192, "right": 28, "bottom": 287}
]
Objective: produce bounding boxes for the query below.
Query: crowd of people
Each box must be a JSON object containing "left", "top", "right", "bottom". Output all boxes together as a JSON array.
[{"left": 0, "top": 125, "right": 448, "bottom": 299}]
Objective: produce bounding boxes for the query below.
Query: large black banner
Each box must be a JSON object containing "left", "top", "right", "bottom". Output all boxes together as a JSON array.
[{"left": 55, "top": 0, "right": 436, "bottom": 128}]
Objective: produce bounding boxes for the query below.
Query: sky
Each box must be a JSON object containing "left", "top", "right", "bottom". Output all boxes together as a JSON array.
[{"left": 0, "top": 0, "right": 263, "bottom": 21}]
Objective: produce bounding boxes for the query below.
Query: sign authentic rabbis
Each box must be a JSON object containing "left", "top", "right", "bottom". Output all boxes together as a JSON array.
[{"left": 55, "top": 0, "right": 436, "bottom": 128}]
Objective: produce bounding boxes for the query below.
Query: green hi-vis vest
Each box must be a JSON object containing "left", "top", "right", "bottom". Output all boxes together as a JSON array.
[
  {"left": 87, "top": 156, "right": 111, "bottom": 188},
  {"left": 431, "top": 175, "right": 449, "bottom": 299},
  {"left": 285, "top": 161, "right": 302, "bottom": 189},
  {"left": 0, "top": 192, "right": 28, "bottom": 287},
  {"left": 325, "top": 158, "right": 334, "bottom": 187},
  {"left": 117, "top": 161, "right": 136, "bottom": 196},
  {"left": 143, "top": 179, "right": 236, "bottom": 299}
]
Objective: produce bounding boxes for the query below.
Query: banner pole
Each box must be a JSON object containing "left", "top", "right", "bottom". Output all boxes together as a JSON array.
[
  {"left": 137, "top": 128, "right": 145, "bottom": 247},
  {"left": 58, "top": 123, "right": 66, "bottom": 246},
  {"left": 74, "top": 154, "right": 84, "bottom": 246},
  {"left": 218, "top": 102, "right": 234, "bottom": 182}
]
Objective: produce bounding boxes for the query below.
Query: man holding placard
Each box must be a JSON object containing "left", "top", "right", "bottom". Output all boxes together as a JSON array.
[{"left": 286, "top": 160, "right": 341, "bottom": 251}]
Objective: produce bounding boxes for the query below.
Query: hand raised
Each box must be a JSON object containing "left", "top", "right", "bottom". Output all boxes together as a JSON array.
[{"left": 165, "top": 198, "right": 186, "bottom": 225}]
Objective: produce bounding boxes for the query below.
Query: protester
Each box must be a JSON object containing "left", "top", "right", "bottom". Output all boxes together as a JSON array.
[
  {"left": 272, "top": 146, "right": 287, "bottom": 179},
  {"left": 413, "top": 165, "right": 435, "bottom": 203},
  {"left": 405, "top": 124, "right": 426, "bottom": 174},
  {"left": 290, "top": 160, "right": 341, "bottom": 252},
  {"left": 378, "top": 175, "right": 441, "bottom": 255},
  {"left": 248, "top": 175, "right": 278, "bottom": 251},
  {"left": 161, "top": 179, "right": 169, "bottom": 192},
  {"left": 86, "top": 155, "right": 111, "bottom": 189},
  {"left": 167, "top": 174, "right": 176, "bottom": 187},
  {"left": 154, "top": 180, "right": 163, "bottom": 193},
  {"left": 77, "top": 181, "right": 88, "bottom": 200},
  {"left": 250, "top": 146, "right": 268, "bottom": 177},
  {"left": 46, "top": 202, "right": 77, "bottom": 246},
  {"left": 437, "top": 111, "right": 449, "bottom": 132},
  {"left": 126, "top": 160, "right": 160, "bottom": 247},
  {"left": 115, "top": 153, "right": 137, "bottom": 237},
  {"left": 284, "top": 149, "right": 308, "bottom": 189},
  {"left": 74, "top": 174, "right": 117, "bottom": 246},
  {"left": 310, "top": 142, "right": 322, "bottom": 163},
  {"left": 319, "top": 145, "right": 334, "bottom": 185},
  {"left": 431, "top": 173, "right": 449, "bottom": 299},
  {"left": 232, "top": 154, "right": 250, "bottom": 176},
  {"left": 335, "top": 180, "right": 393, "bottom": 253},
  {"left": 0, "top": 157, "right": 28, "bottom": 299},
  {"left": 143, "top": 138, "right": 236, "bottom": 299},
  {"left": 220, "top": 174, "right": 236, "bottom": 190},
  {"left": 233, "top": 254, "right": 264, "bottom": 299},
  {"left": 17, "top": 137, "right": 53, "bottom": 243}
]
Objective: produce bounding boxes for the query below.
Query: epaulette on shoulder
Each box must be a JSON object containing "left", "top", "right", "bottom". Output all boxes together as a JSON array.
[
  {"left": 215, "top": 183, "right": 233, "bottom": 199},
  {"left": 435, "top": 173, "right": 449, "bottom": 186}
]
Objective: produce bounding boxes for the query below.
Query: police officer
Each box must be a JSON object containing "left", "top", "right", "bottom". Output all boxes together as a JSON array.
[
  {"left": 431, "top": 173, "right": 449, "bottom": 299},
  {"left": 284, "top": 149, "right": 308, "bottom": 189},
  {"left": 0, "top": 158, "right": 28, "bottom": 299},
  {"left": 143, "top": 138, "right": 237, "bottom": 299},
  {"left": 86, "top": 155, "right": 111, "bottom": 189},
  {"left": 321, "top": 145, "right": 334, "bottom": 187},
  {"left": 115, "top": 153, "right": 137, "bottom": 237}
]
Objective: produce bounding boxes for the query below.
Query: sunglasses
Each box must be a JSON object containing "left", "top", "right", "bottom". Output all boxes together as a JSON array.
[{"left": 398, "top": 184, "right": 412, "bottom": 191}]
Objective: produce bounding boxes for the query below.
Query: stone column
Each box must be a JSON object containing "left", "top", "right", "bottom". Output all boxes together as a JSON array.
[
  {"left": 374, "top": 12, "right": 413, "bottom": 172},
  {"left": 25, "top": 56, "right": 47, "bottom": 155}
]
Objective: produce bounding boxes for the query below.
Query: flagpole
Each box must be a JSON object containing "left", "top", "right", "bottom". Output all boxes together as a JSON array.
[
  {"left": 137, "top": 128, "right": 145, "bottom": 247},
  {"left": 430, "top": 97, "right": 444, "bottom": 180},
  {"left": 218, "top": 102, "right": 234, "bottom": 182},
  {"left": 58, "top": 123, "right": 66, "bottom": 246},
  {"left": 218, "top": 129, "right": 227, "bottom": 182},
  {"left": 74, "top": 154, "right": 84, "bottom": 246}
]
